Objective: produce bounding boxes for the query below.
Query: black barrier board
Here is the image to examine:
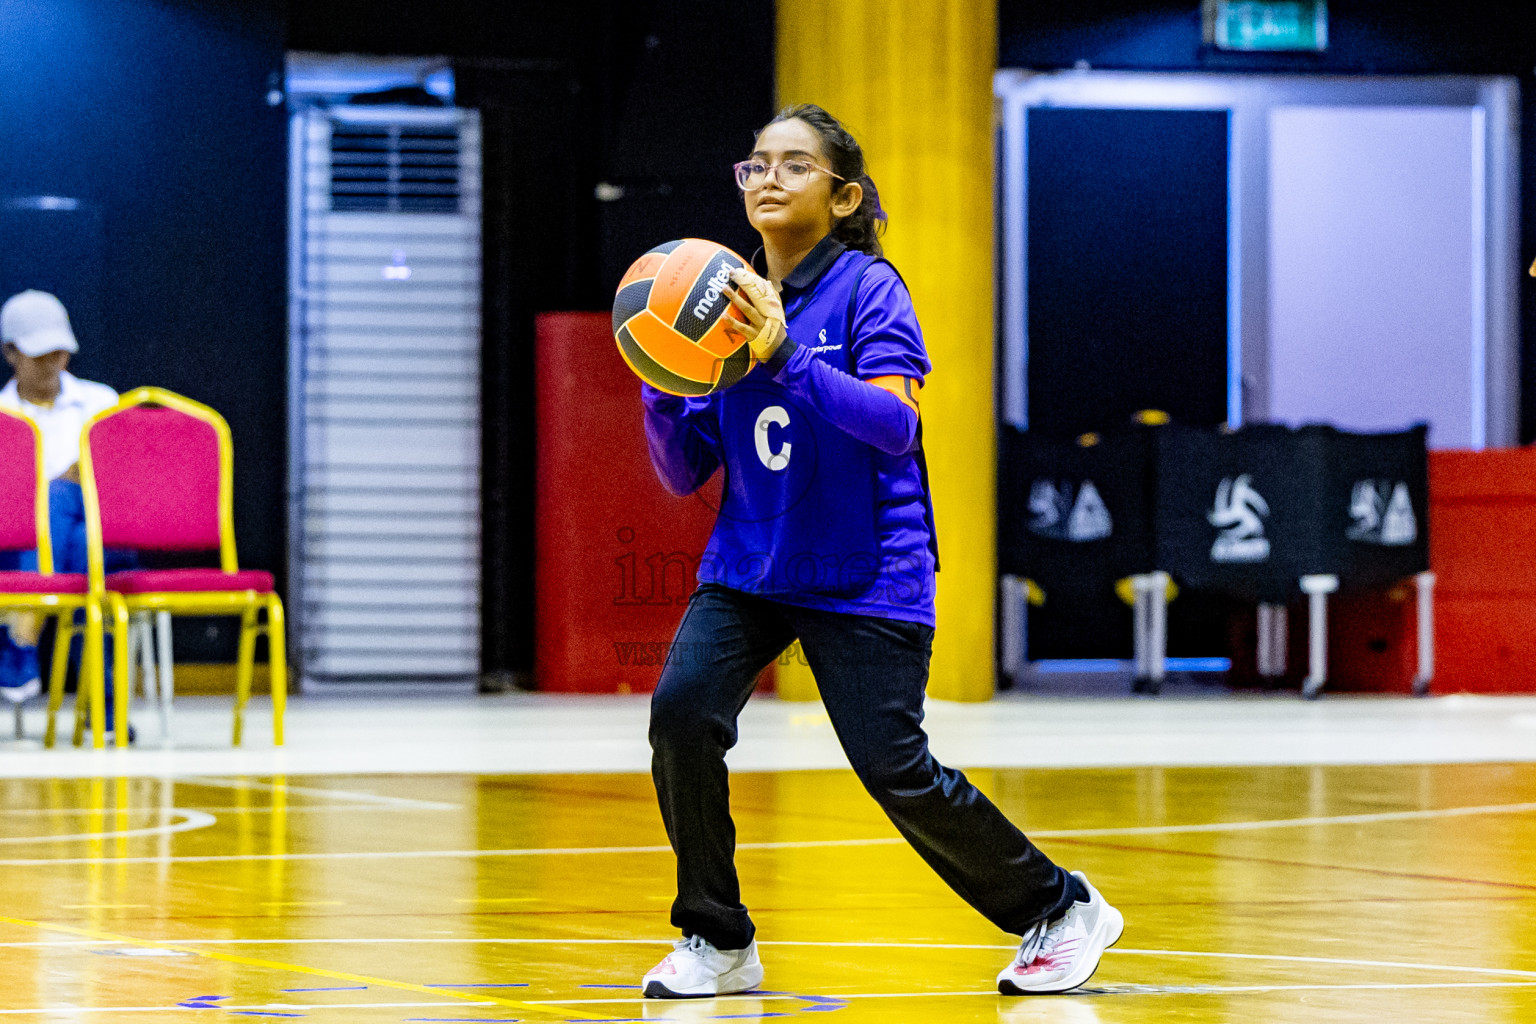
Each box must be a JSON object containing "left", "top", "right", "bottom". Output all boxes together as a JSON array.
[
  {"left": 998, "top": 427, "right": 1155, "bottom": 599},
  {"left": 999, "top": 427, "right": 1159, "bottom": 660},
  {"left": 1153, "top": 424, "right": 1331, "bottom": 603},
  {"left": 1322, "top": 424, "right": 1429, "bottom": 591}
]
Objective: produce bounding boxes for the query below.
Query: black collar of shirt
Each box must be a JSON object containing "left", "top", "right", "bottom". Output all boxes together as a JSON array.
[{"left": 750, "top": 234, "right": 848, "bottom": 297}]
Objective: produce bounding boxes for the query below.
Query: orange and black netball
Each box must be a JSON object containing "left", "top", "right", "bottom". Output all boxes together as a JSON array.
[{"left": 612, "top": 238, "right": 755, "bottom": 396}]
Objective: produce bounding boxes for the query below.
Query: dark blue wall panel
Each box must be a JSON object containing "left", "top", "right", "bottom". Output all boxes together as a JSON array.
[
  {"left": 0, "top": 0, "right": 287, "bottom": 658},
  {"left": 1025, "top": 107, "right": 1229, "bottom": 439}
]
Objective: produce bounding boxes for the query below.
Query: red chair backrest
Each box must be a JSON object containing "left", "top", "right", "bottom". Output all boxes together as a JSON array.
[
  {"left": 87, "top": 406, "right": 222, "bottom": 550},
  {"left": 0, "top": 411, "right": 40, "bottom": 553}
]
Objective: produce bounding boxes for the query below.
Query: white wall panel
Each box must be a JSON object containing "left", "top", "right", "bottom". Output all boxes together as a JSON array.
[{"left": 1269, "top": 106, "right": 1483, "bottom": 446}]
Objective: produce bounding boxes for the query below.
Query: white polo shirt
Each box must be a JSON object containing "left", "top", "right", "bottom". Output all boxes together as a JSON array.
[{"left": 0, "top": 371, "right": 119, "bottom": 480}]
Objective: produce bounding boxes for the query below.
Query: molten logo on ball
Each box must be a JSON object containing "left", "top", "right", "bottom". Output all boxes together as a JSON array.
[{"left": 693, "top": 264, "right": 734, "bottom": 321}]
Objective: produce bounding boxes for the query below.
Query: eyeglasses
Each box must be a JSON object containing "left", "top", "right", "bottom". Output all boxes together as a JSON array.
[{"left": 733, "top": 158, "right": 845, "bottom": 192}]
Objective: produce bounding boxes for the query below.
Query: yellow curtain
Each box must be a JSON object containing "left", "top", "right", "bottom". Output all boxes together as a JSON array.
[{"left": 774, "top": 0, "right": 997, "bottom": 702}]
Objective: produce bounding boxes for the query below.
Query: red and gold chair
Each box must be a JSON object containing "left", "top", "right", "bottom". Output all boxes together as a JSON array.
[
  {"left": 78, "top": 387, "right": 286, "bottom": 747},
  {"left": 0, "top": 407, "right": 100, "bottom": 747}
]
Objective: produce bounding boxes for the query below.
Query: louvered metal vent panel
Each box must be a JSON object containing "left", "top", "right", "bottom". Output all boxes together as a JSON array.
[
  {"left": 290, "top": 107, "right": 482, "bottom": 682},
  {"left": 329, "top": 123, "right": 463, "bottom": 213}
]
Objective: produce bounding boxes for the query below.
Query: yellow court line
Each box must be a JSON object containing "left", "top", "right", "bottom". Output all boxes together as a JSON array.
[{"left": 0, "top": 914, "right": 598, "bottom": 1020}]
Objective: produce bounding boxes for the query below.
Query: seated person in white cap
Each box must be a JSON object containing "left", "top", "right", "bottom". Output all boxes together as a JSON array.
[{"left": 0, "top": 290, "right": 119, "bottom": 713}]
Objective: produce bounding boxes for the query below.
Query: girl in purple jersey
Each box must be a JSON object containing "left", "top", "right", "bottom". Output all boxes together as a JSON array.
[{"left": 639, "top": 104, "right": 1122, "bottom": 1000}]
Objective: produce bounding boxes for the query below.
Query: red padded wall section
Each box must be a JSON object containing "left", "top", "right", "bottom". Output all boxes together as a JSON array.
[
  {"left": 1214, "top": 448, "right": 1536, "bottom": 694},
  {"left": 1318, "top": 586, "right": 1420, "bottom": 693},
  {"left": 1425, "top": 447, "right": 1536, "bottom": 693},
  {"left": 534, "top": 313, "right": 743, "bottom": 693}
]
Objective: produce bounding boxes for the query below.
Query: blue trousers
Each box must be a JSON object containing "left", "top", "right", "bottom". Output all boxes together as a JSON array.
[
  {"left": 649, "top": 583, "right": 1080, "bottom": 950},
  {"left": 0, "top": 480, "right": 134, "bottom": 691},
  {"left": 0, "top": 480, "right": 107, "bottom": 576}
]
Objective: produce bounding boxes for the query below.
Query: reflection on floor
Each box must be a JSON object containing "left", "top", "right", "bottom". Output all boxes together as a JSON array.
[{"left": 0, "top": 763, "right": 1534, "bottom": 1022}]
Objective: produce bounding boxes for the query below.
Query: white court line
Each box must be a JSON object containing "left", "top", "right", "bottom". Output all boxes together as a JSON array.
[
  {"left": 5, "top": 799, "right": 1536, "bottom": 866},
  {"left": 520, "top": 982, "right": 1536, "bottom": 1005},
  {"left": 1, "top": 983, "right": 1534, "bottom": 1016},
  {"left": 0, "top": 810, "right": 215, "bottom": 845},
  {"left": 174, "top": 775, "right": 459, "bottom": 811}
]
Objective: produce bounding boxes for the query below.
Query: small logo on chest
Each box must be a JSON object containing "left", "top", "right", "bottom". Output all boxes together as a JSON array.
[{"left": 808, "top": 328, "right": 842, "bottom": 354}]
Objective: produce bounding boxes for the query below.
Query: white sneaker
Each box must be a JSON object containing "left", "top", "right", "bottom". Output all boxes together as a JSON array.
[
  {"left": 997, "top": 871, "right": 1123, "bottom": 995},
  {"left": 642, "top": 935, "right": 764, "bottom": 999},
  {"left": 0, "top": 676, "right": 40, "bottom": 705}
]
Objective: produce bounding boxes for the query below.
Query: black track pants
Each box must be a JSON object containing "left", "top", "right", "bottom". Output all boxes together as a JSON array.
[{"left": 649, "top": 583, "right": 1079, "bottom": 950}]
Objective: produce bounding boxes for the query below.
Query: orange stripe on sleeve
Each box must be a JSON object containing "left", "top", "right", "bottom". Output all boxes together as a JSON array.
[{"left": 868, "top": 375, "right": 921, "bottom": 415}]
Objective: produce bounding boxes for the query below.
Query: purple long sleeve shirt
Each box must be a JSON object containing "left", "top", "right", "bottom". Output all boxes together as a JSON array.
[{"left": 642, "top": 237, "right": 937, "bottom": 624}]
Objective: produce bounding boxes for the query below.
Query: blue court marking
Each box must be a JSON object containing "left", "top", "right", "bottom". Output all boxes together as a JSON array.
[
  {"left": 177, "top": 995, "right": 228, "bottom": 1008},
  {"left": 281, "top": 986, "right": 368, "bottom": 992},
  {"left": 228, "top": 1014, "right": 306, "bottom": 1019},
  {"left": 708, "top": 1014, "right": 796, "bottom": 1019},
  {"left": 403, "top": 1019, "right": 522, "bottom": 1023},
  {"left": 1032, "top": 657, "right": 1231, "bottom": 673},
  {"left": 427, "top": 983, "right": 531, "bottom": 989}
]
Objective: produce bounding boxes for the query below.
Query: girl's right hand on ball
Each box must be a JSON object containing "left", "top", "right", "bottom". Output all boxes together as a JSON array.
[{"left": 722, "top": 267, "right": 787, "bottom": 363}]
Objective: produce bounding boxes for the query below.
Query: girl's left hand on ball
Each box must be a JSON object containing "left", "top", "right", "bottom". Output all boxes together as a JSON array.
[{"left": 722, "top": 267, "right": 787, "bottom": 363}]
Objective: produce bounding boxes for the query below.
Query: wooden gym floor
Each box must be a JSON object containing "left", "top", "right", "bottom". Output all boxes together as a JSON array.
[{"left": 1, "top": 759, "right": 1534, "bottom": 1022}]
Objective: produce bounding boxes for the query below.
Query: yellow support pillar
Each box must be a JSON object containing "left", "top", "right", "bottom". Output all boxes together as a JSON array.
[{"left": 774, "top": 0, "right": 997, "bottom": 702}]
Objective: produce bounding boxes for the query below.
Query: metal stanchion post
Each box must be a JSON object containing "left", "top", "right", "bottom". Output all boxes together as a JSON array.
[
  {"left": 1132, "top": 575, "right": 1150, "bottom": 684},
  {"left": 1300, "top": 575, "right": 1339, "bottom": 699},
  {"left": 1256, "top": 603, "right": 1288, "bottom": 682},
  {"left": 1413, "top": 571, "right": 1435, "bottom": 696},
  {"left": 1132, "top": 572, "right": 1169, "bottom": 695},
  {"left": 999, "top": 575, "right": 1026, "bottom": 686}
]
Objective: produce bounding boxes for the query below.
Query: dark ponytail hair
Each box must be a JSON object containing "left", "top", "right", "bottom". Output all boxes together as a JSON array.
[{"left": 763, "top": 103, "right": 887, "bottom": 257}]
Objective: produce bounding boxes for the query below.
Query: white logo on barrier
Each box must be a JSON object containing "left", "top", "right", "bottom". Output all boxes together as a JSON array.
[
  {"left": 1027, "top": 480, "right": 1112, "bottom": 542},
  {"left": 1029, "top": 481, "right": 1065, "bottom": 532},
  {"left": 1348, "top": 480, "right": 1417, "bottom": 546},
  {"left": 1068, "top": 481, "right": 1113, "bottom": 541},
  {"left": 1209, "top": 475, "right": 1270, "bottom": 563},
  {"left": 755, "top": 405, "right": 791, "bottom": 471}
]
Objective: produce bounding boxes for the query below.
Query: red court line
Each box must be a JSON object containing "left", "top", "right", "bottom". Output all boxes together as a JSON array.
[
  {"left": 31, "top": 904, "right": 970, "bottom": 926},
  {"left": 1046, "top": 837, "right": 1536, "bottom": 893},
  {"left": 1113, "top": 895, "right": 1531, "bottom": 908}
]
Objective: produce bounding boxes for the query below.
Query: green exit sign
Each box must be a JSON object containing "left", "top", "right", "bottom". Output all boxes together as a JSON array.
[{"left": 1204, "top": 1, "right": 1328, "bottom": 52}]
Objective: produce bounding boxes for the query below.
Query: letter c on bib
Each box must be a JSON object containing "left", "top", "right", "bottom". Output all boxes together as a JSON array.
[{"left": 755, "top": 405, "right": 791, "bottom": 471}]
